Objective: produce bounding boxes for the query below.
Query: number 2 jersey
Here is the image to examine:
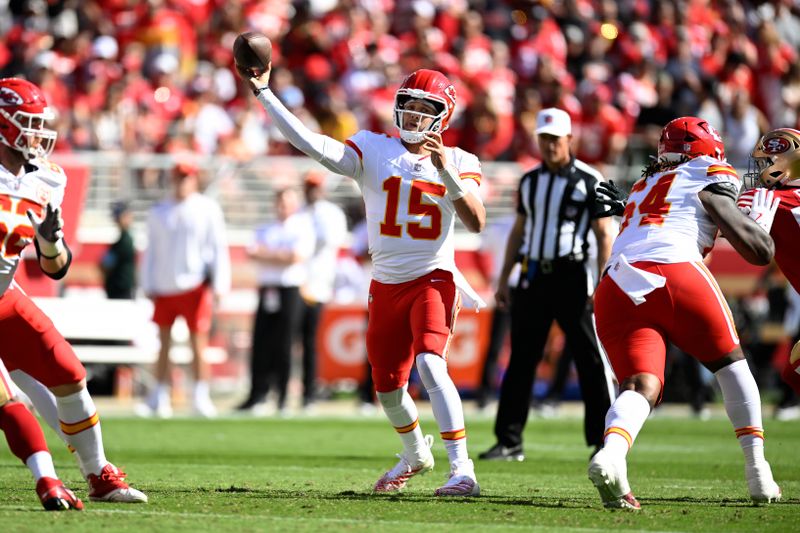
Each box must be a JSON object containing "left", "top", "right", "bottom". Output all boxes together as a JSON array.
[
  {"left": 345, "top": 130, "right": 483, "bottom": 304},
  {"left": 738, "top": 186, "right": 800, "bottom": 290},
  {"left": 609, "top": 156, "right": 740, "bottom": 265},
  {"left": 0, "top": 159, "right": 66, "bottom": 296}
]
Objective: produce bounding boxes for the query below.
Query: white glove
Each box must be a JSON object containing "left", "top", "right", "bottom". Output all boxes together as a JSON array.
[
  {"left": 741, "top": 188, "right": 781, "bottom": 234},
  {"left": 26, "top": 203, "right": 65, "bottom": 258}
]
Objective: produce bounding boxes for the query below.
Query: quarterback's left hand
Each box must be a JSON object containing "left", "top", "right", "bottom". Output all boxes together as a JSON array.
[
  {"left": 27, "top": 203, "right": 64, "bottom": 243},
  {"left": 422, "top": 132, "right": 447, "bottom": 170},
  {"left": 741, "top": 188, "right": 780, "bottom": 234}
]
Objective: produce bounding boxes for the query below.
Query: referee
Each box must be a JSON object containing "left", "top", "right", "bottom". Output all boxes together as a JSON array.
[{"left": 479, "top": 108, "right": 616, "bottom": 461}]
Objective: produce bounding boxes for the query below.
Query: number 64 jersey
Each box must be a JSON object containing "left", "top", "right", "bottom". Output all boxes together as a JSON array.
[
  {"left": 345, "top": 130, "right": 484, "bottom": 307},
  {"left": 608, "top": 156, "right": 740, "bottom": 265},
  {"left": 0, "top": 159, "right": 65, "bottom": 296}
]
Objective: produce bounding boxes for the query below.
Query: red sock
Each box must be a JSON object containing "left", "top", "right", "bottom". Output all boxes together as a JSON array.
[{"left": 0, "top": 402, "right": 49, "bottom": 463}]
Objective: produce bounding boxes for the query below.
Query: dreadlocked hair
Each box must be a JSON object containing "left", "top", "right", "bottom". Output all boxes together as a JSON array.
[{"left": 642, "top": 155, "right": 692, "bottom": 178}]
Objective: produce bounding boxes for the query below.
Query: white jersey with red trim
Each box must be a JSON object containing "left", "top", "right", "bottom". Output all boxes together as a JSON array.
[
  {"left": 609, "top": 156, "right": 740, "bottom": 265},
  {"left": 345, "top": 130, "right": 481, "bottom": 286},
  {"left": 0, "top": 159, "right": 66, "bottom": 296}
]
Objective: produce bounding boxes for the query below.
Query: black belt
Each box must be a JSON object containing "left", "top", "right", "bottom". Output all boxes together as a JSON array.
[{"left": 523, "top": 254, "right": 584, "bottom": 276}]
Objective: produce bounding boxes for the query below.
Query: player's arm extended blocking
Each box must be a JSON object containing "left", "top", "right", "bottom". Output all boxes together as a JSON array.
[{"left": 699, "top": 183, "right": 774, "bottom": 266}]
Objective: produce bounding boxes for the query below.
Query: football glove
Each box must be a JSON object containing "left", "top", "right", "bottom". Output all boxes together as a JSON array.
[
  {"left": 595, "top": 180, "right": 627, "bottom": 218},
  {"left": 27, "top": 203, "right": 65, "bottom": 257},
  {"left": 740, "top": 188, "right": 780, "bottom": 234}
]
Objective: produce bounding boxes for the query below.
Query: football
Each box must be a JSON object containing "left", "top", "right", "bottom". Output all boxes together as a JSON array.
[{"left": 233, "top": 31, "right": 272, "bottom": 76}]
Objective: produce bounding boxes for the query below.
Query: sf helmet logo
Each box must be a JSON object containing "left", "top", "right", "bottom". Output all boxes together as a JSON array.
[
  {"left": 764, "top": 137, "right": 790, "bottom": 154},
  {"left": 0, "top": 87, "right": 23, "bottom": 106}
]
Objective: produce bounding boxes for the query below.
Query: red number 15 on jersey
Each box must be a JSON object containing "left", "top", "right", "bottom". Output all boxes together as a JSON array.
[{"left": 380, "top": 177, "right": 446, "bottom": 240}]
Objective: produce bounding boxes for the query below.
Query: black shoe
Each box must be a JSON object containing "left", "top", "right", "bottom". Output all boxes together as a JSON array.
[
  {"left": 478, "top": 443, "right": 524, "bottom": 461},
  {"left": 589, "top": 445, "right": 602, "bottom": 459},
  {"left": 236, "top": 396, "right": 265, "bottom": 411}
]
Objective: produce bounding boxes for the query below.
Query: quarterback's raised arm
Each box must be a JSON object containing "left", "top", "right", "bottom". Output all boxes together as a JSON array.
[{"left": 241, "top": 66, "right": 360, "bottom": 180}]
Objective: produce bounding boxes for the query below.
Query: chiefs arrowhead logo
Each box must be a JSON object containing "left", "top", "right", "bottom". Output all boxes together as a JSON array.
[
  {"left": 0, "top": 87, "right": 23, "bottom": 106},
  {"left": 36, "top": 186, "right": 51, "bottom": 205},
  {"left": 764, "top": 137, "right": 790, "bottom": 154}
]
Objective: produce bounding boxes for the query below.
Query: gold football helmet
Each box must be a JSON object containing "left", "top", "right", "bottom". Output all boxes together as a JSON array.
[{"left": 745, "top": 128, "right": 800, "bottom": 188}]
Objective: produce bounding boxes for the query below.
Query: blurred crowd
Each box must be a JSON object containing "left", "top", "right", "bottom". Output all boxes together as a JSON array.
[{"left": 2, "top": 0, "right": 800, "bottom": 172}]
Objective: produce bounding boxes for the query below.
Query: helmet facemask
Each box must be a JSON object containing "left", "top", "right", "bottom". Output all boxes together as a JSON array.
[
  {"left": 394, "top": 93, "right": 447, "bottom": 144},
  {"left": 0, "top": 106, "right": 57, "bottom": 160}
]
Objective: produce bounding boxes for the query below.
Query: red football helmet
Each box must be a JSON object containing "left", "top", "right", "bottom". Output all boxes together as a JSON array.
[
  {"left": 0, "top": 78, "right": 57, "bottom": 160},
  {"left": 393, "top": 69, "right": 456, "bottom": 144},
  {"left": 657, "top": 116, "right": 725, "bottom": 162}
]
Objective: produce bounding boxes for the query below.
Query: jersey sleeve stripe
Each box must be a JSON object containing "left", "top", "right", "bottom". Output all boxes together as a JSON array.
[
  {"left": 345, "top": 140, "right": 363, "bottom": 161},
  {"left": 459, "top": 172, "right": 481, "bottom": 185},
  {"left": 707, "top": 165, "right": 739, "bottom": 179}
]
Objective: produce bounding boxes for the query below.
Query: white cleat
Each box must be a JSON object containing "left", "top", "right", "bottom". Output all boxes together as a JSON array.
[
  {"left": 192, "top": 399, "right": 217, "bottom": 418},
  {"left": 746, "top": 462, "right": 781, "bottom": 504},
  {"left": 434, "top": 459, "right": 480, "bottom": 497},
  {"left": 587, "top": 449, "right": 640, "bottom": 510},
  {"left": 88, "top": 464, "right": 148, "bottom": 503},
  {"left": 373, "top": 435, "right": 434, "bottom": 493}
]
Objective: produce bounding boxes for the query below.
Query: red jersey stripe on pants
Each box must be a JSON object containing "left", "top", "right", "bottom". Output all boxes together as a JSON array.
[
  {"left": 151, "top": 282, "right": 214, "bottom": 333},
  {"left": 0, "top": 286, "right": 85, "bottom": 387},
  {"left": 595, "top": 260, "right": 739, "bottom": 398},
  {"left": 367, "top": 269, "right": 460, "bottom": 393}
]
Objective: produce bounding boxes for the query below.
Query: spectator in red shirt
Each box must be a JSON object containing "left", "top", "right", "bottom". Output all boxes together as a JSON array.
[{"left": 574, "top": 81, "right": 627, "bottom": 171}]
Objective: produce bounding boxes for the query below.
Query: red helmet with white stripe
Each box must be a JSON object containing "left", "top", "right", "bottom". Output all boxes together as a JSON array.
[
  {"left": 0, "top": 78, "right": 57, "bottom": 160},
  {"left": 658, "top": 116, "right": 725, "bottom": 162},
  {"left": 393, "top": 69, "right": 456, "bottom": 144}
]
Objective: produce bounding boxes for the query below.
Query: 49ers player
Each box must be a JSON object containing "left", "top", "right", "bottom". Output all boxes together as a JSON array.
[
  {"left": 589, "top": 117, "right": 781, "bottom": 508},
  {"left": 241, "top": 65, "right": 484, "bottom": 496},
  {"left": 739, "top": 128, "right": 800, "bottom": 398},
  {"left": 0, "top": 78, "right": 146, "bottom": 503}
]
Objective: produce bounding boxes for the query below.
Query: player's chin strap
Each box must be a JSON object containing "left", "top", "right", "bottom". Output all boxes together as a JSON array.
[{"left": 438, "top": 165, "right": 468, "bottom": 201}]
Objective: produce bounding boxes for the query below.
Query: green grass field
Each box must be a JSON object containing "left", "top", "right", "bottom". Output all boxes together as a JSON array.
[{"left": 0, "top": 413, "right": 798, "bottom": 532}]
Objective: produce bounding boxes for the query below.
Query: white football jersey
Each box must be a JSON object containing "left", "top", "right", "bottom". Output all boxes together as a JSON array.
[
  {"left": 0, "top": 159, "right": 66, "bottom": 296},
  {"left": 609, "top": 156, "right": 740, "bottom": 265},
  {"left": 345, "top": 131, "right": 481, "bottom": 284}
]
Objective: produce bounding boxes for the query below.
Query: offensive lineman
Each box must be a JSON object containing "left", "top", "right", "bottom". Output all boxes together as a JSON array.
[
  {"left": 0, "top": 77, "right": 146, "bottom": 503},
  {"left": 589, "top": 117, "right": 781, "bottom": 508},
  {"left": 238, "top": 63, "right": 485, "bottom": 496}
]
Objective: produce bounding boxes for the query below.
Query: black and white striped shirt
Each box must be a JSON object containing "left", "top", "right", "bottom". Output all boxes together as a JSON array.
[{"left": 516, "top": 157, "right": 605, "bottom": 262}]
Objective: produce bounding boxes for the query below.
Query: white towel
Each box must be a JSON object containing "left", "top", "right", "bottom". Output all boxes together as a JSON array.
[
  {"left": 607, "top": 254, "right": 666, "bottom": 306},
  {"left": 449, "top": 266, "right": 487, "bottom": 310}
]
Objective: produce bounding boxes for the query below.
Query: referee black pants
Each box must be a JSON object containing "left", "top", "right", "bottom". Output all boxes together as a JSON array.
[{"left": 493, "top": 261, "right": 613, "bottom": 449}]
